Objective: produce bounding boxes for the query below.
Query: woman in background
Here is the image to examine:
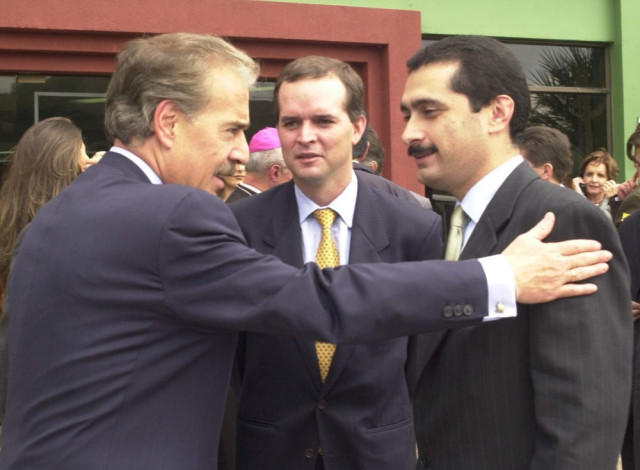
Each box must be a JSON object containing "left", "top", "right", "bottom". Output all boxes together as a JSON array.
[
  {"left": 217, "top": 163, "right": 246, "bottom": 202},
  {"left": 572, "top": 148, "right": 619, "bottom": 219},
  {"left": 0, "top": 117, "right": 97, "bottom": 435}
]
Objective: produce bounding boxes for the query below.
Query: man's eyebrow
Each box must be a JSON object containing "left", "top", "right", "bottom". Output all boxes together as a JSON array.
[
  {"left": 279, "top": 113, "right": 336, "bottom": 121},
  {"left": 228, "top": 119, "right": 250, "bottom": 130},
  {"left": 401, "top": 98, "right": 444, "bottom": 112}
]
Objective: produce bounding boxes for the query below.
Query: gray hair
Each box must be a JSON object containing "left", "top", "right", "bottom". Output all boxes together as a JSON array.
[
  {"left": 105, "top": 32, "right": 259, "bottom": 144},
  {"left": 247, "top": 148, "right": 286, "bottom": 173}
]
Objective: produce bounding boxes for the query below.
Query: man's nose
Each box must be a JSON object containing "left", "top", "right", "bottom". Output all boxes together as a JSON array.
[
  {"left": 231, "top": 136, "right": 249, "bottom": 165},
  {"left": 298, "top": 122, "right": 317, "bottom": 144}
]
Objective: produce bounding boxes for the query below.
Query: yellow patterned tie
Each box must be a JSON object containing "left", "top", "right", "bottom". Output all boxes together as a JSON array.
[
  {"left": 444, "top": 205, "right": 469, "bottom": 261},
  {"left": 312, "top": 208, "right": 340, "bottom": 382}
]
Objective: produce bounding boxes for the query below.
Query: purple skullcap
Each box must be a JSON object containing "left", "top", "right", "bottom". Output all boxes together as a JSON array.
[{"left": 249, "top": 127, "right": 281, "bottom": 153}]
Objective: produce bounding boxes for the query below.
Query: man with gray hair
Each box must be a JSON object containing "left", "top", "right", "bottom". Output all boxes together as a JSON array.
[{"left": 226, "top": 127, "right": 291, "bottom": 202}]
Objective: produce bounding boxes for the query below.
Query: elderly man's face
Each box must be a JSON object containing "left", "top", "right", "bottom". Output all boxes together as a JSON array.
[{"left": 168, "top": 68, "right": 250, "bottom": 195}]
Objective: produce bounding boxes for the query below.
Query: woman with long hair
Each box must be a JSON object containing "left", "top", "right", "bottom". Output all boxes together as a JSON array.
[
  {"left": 0, "top": 117, "right": 92, "bottom": 308},
  {"left": 0, "top": 117, "right": 95, "bottom": 436}
]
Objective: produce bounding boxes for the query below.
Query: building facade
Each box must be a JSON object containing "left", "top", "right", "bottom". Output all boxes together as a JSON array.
[{"left": 1, "top": 0, "right": 637, "bottom": 188}]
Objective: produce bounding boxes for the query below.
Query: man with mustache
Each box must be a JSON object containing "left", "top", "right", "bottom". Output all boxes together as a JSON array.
[{"left": 403, "top": 36, "right": 631, "bottom": 470}]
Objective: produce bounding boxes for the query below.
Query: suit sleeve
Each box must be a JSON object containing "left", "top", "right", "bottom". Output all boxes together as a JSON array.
[
  {"left": 159, "top": 191, "right": 487, "bottom": 343},
  {"left": 405, "top": 214, "right": 444, "bottom": 394},
  {"left": 526, "top": 201, "right": 632, "bottom": 469}
]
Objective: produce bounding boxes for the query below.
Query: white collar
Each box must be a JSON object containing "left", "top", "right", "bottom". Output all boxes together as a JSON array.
[
  {"left": 110, "top": 146, "right": 163, "bottom": 185},
  {"left": 460, "top": 155, "right": 523, "bottom": 225},
  {"left": 294, "top": 171, "right": 358, "bottom": 228}
]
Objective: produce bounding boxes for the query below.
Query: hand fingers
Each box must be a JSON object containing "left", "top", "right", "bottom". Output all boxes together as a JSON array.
[
  {"left": 552, "top": 240, "right": 605, "bottom": 257},
  {"left": 551, "top": 283, "right": 598, "bottom": 300},
  {"left": 524, "top": 212, "right": 555, "bottom": 242},
  {"left": 566, "top": 262, "right": 609, "bottom": 284}
]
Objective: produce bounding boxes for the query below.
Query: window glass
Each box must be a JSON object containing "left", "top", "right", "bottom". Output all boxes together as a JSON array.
[
  {"left": 0, "top": 75, "right": 111, "bottom": 165},
  {"left": 247, "top": 80, "right": 276, "bottom": 141},
  {"left": 530, "top": 92, "right": 608, "bottom": 168},
  {"left": 507, "top": 44, "right": 606, "bottom": 88},
  {"left": 0, "top": 75, "right": 277, "bottom": 179}
]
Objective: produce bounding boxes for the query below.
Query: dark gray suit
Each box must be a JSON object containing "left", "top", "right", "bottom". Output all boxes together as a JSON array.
[
  {"left": 618, "top": 210, "right": 640, "bottom": 470},
  {"left": 230, "top": 175, "right": 443, "bottom": 469},
  {"left": 413, "top": 162, "right": 632, "bottom": 469},
  {"left": 0, "top": 152, "right": 488, "bottom": 470}
]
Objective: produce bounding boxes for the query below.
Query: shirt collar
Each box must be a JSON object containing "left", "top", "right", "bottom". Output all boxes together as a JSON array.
[
  {"left": 239, "top": 182, "right": 261, "bottom": 194},
  {"left": 460, "top": 155, "right": 523, "bottom": 224},
  {"left": 294, "top": 171, "right": 358, "bottom": 228},
  {"left": 110, "top": 146, "right": 163, "bottom": 185}
]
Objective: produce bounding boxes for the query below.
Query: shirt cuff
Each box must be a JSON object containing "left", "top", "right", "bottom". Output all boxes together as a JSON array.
[{"left": 478, "top": 255, "right": 517, "bottom": 321}]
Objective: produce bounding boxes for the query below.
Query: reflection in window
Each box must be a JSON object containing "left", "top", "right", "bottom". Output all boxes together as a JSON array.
[
  {"left": 507, "top": 44, "right": 606, "bottom": 88},
  {"left": 0, "top": 75, "right": 111, "bottom": 165},
  {"left": 247, "top": 81, "right": 276, "bottom": 142},
  {"left": 0, "top": 76, "right": 278, "bottom": 180}
]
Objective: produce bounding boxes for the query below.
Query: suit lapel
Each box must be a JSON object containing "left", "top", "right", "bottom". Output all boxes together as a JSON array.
[
  {"left": 419, "top": 161, "right": 538, "bottom": 364},
  {"left": 262, "top": 183, "right": 326, "bottom": 389},
  {"left": 262, "top": 182, "right": 305, "bottom": 266},
  {"left": 322, "top": 180, "right": 389, "bottom": 390},
  {"left": 461, "top": 161, "right": 537, "bottom": 260}
]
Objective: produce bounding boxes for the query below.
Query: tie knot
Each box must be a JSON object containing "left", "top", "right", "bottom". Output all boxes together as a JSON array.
[{"left": 313, "top": 208, "right": 338, "bottom": 230}]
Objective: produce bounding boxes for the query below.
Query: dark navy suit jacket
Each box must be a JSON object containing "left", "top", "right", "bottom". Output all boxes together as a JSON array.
[
  {"left": 413, "top": 162, "right": 632, "bottom": 470},
  {"left": 230, "top": 175, "right": 443, "bottom": 469},
  {"left": 0, "top": 152, "right": 488, "bottom": 470}
]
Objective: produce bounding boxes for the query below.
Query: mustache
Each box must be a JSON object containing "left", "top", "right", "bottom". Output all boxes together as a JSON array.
[
  {"left": 215, "top": 162, "right": 236, "bottom": 178},
  {"left": 408, "top": 144, "right": 438, "bottom": 158}
]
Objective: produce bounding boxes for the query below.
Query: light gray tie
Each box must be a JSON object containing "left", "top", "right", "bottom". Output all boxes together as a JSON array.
[{"left": 444, "top": 205, "right": 469, "bottom": 261}]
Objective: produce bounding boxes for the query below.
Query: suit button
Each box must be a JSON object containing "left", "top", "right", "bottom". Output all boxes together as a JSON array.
[
  {"left": 418, "top": 456, "right": 431, "bottom": 468},
  {"left": 304, "top": 448, "right": 315, "bottom": 459},
  {"left": 463, "top": 304, "right": 473, "bottom": 316},
  {"left": 443, "top": 305, "right": 453, "bottom": 317},
  {"left": 453, "top": 304, "right": 463, "bottom": 316},
  {"left": 318, "top": 399, "right": 328, "bottom": 409}
]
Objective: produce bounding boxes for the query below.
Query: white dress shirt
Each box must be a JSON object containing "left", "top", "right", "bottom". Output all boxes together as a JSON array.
[
  {"left": 295, "top": 172, "right": 358, "bottom": 265},
  {"left": 110, "top": 146, "right": 163, "bottom": 185},
  {"left": 459, "top": 156, "right": 525, "bottom": 319}
]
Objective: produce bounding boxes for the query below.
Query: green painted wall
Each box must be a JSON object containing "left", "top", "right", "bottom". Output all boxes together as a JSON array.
[
  {"left": 268, "top": 0, "right": 638, "bottom": 180},
  {"left": 612, "top": 0, "right": 640, "bottom": 180},
  {"left": 271, "top": 0, "right": 613, "bottom": 42}
]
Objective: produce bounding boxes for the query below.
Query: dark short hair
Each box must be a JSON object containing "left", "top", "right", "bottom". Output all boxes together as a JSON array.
[
  {"left": 274, "top": 56, "right": 364, "bottom": 124},
  {"left": 627, "top": 122, "right": 640, "bottom": 162},
  {"left": 579, "top": 148, "right": 619, "bottom": 180},
  {"left": 363, "top": 127, "right": 385, "bottom": 174},
  {"left": 407, "top": 36, "right": 530, "bottom": 143},
  {"left": 352, "top": 119, "right": 370, "bottom": 159},
  {"left": 520, "top": 126, "right": 572, "bottom": 182}
]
